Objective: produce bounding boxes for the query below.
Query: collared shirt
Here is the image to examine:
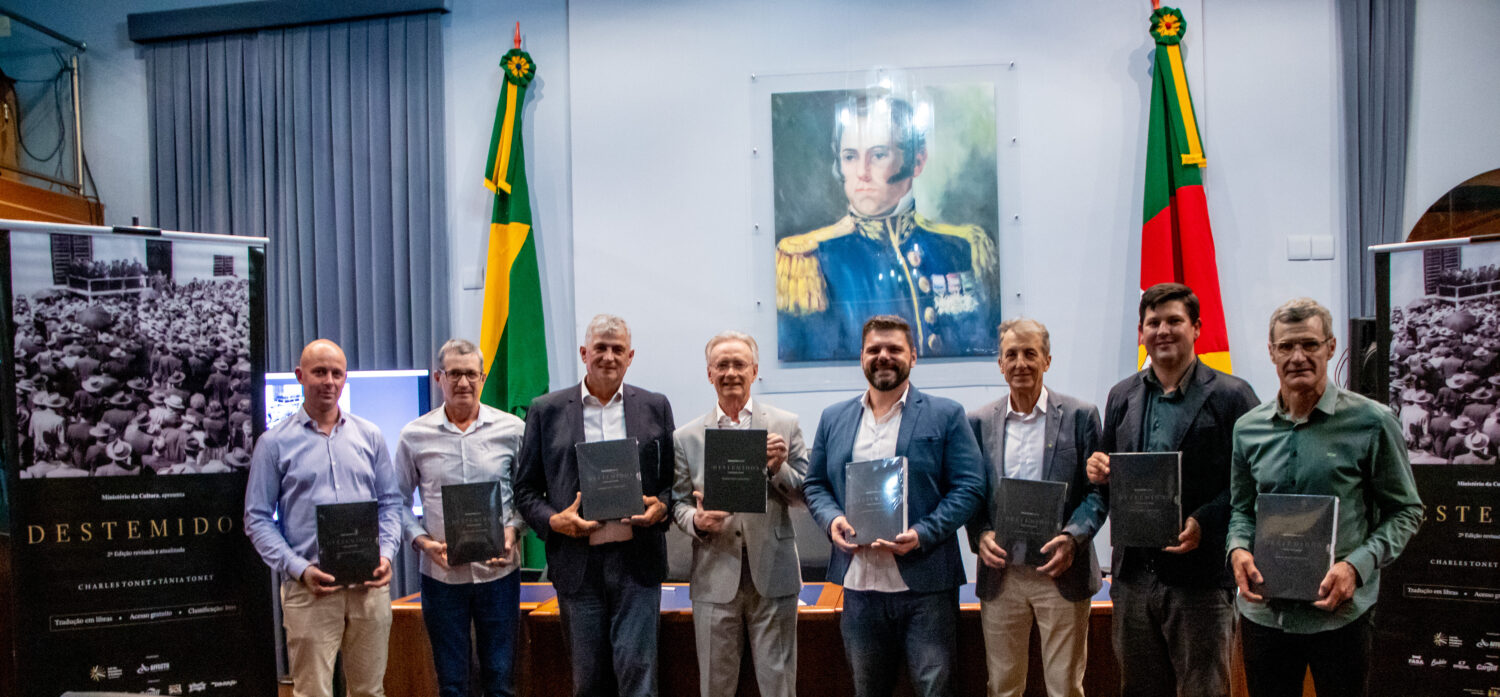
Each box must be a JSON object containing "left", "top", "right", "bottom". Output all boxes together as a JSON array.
[
  {"left": 581, "top": 382, "right": 632, "bottom": 544},
  {"left": 1142, "top": 359, "right": 1198, "bottom": 452},
  {"left": 715, "top": 398, "right": 754, "bottom": 429},
  {"left": 395, "top": 403, "right": 525, "bottom": 584},
  {"left": 582, "top": 381, "right": 625, "bottom": 442},
  {"left": 1002, "top": 387, "right": 1049, "bottom": 482},
  {"left": 1228, "top": 381, "right": 1424, "bottom": 634},
  {"left": 244, "top": 407, "right": 404, "bottom": 580},
  {"left": 844, "top": 386, "right": 911, "bottom": 593}
]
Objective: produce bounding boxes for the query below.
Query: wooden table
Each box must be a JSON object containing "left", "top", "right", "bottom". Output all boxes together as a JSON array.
[
  {"left": 386, "top": 579, "right": 1302, "bottom": 697},
  {"left": 384, "top": 582, "right": 558, "bottom": 696}
]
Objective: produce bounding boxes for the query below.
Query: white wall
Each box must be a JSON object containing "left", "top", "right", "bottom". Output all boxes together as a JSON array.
[
  {"left": 1405, "top": 0, "right": 1500, "bottom": 232},
  {"left": 563, "top": 0, "right": 1345, "bottom": 425}
]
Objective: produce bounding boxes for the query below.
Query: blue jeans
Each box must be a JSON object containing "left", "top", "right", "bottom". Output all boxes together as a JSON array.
[
  {"left": 841, "top": 587, "right": 959, "bottom": 697},
  {"left": 555, "top": 542, "right": 662, "bottom": 697},
  {"left": 420, "top": 572, "right": 520, "bottom": 697},
  {"left": 1110, "top": 570, "right": 1236, "bottom": 697}
]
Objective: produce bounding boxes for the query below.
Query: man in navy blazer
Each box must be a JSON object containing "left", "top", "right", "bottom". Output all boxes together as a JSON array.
[
  {"left": 803, "top": 314, "right": 986, "bottom": 697},
  {"left": 967, "top": 318, "right": 1105, "bottom": 697},
  {"left": 513, "top": 314, "right": 676, "bottom": 697},
  {"left": 1085, "top": 284, "right": 1259, "bottom": 697}
]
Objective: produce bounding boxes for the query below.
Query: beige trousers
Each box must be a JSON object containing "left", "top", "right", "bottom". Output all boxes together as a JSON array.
[
  {"left": 978, "top": 565, "right": 1090, "bottom": 697},
  {"left": 280, "top": 580, "right": 393, "bottom": 697},
  {"left": 690, "top": 562, "right": 798, "bottom": 697}
]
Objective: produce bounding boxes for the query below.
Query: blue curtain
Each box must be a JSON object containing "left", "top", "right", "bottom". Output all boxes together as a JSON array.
[
  {"left": 1340, "top": 0, "right": 1414, "bottom": 319},
  {"left": 145, "top": 12, "right": 449, "bottom": 373}
]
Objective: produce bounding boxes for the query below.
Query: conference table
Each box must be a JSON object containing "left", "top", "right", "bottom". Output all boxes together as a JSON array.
[{"left": 385, "top": 578, "right": 1283, "bottom": 697}]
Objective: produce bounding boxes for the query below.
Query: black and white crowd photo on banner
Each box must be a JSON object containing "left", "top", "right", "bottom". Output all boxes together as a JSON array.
[
  {"left": 1388, "top": 240, "right": 1500, "bottom": 464},
  {"left": 10, "top": 231, "right": 256, "bottom": 478}
]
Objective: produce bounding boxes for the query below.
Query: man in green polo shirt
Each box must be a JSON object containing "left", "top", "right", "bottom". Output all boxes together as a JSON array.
[{"left": 1227, "top": 297, "right": 1424, "bottom": 697}]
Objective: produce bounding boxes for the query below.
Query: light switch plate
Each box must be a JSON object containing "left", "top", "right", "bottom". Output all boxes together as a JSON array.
[
  {"left": 1287, "top": 235, "right": 1311, "bottom": 261},
  {"left": 1309, "top": 236, "right": 1335, "bottom": 260}
]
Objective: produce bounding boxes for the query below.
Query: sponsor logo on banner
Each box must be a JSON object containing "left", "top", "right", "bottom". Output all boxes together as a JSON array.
[
  {"left": 1435, "top": 633, "right": 1464, "bottom": 648},
  {"left": 1410, "top": 655, "right": 1426, "bottom": 667},
  {"left": 1431, "top": 658, "right": 1449, "bottom": 668},
  {"left": 188, "top": 682, "right": 205, "bottom": 693}
]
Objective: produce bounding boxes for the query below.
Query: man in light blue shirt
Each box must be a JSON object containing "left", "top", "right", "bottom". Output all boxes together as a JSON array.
[{"left": 244, "top": 339, "right": 404, "bottom": 697}]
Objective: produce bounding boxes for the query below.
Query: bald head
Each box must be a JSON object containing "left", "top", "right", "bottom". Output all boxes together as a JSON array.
[
  {"left": 299, "top": 339, "right": 346, "bottom": 368},
  {"left": 295, "top": 339, "right": 347, "bottom": 421}
]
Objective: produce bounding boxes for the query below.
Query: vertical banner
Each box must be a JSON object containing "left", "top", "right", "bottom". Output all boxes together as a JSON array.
[
  {"left": 1, "top": 223, "right": 274, "bottom": 697},
  {"left": 1371, "top": 465, "right": 1500, "bottom": 696},
  {"left": 1375, "top": 239, "right": 1500, "bottom": 696}
]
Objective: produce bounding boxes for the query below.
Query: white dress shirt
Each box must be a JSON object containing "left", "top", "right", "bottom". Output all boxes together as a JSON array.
[
  {"left": 1002, "top": 387, "right": 1049, "bottom": 482},
  {"left": 395, "top": 403, "right": 524, "bottom": 584},
  {"left": 715, "top": 398, "right": 754, "bottom": 429},
  {"left": 843, "top": 386, "right": 911, "bottom": 593},
  {"left": 582, "top": 382, "right": 633, "bottom": 544}
]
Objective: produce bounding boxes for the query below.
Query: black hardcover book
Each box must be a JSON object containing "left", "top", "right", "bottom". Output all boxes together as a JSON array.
[
  {"left": 1108, "top": 451, "right": 1182, "bottom": 547},
  {"left": 576, "top": 437, "right": 645, "bottom": 521},
  {"left": 442, "top": 481, "right": 504, "bottom": 566},
  {"left": 1254, "top": 493, "right": 1339, "bottom": 601},
  {"left": 998, "top": 478, "right": 1069, "bottom": 566},
  {"left": 844, "top": 457, "right": 908, "bottom": 543},
  {"left": 703, "top": 428, "right": 768, "bottom": 514},
  {"left": 315, "top": 500, "right": 379, "bottom": 586}
]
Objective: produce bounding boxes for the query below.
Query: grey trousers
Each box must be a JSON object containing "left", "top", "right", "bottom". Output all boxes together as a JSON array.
[{"left": 1110, "top": 571, "right": 1235, "bottom": 697}]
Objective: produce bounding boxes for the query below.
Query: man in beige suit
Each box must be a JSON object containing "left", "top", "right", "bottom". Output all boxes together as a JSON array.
[{"left": 671, "top": 331, "right": 809, "bottom": 697}]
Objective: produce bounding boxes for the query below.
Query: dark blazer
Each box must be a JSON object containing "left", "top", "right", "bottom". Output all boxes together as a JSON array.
[
  {"left": 1098, "top": 361, "right": 1258, "bottom": 588},
  {"left": 513, "top": 383, "right": 676, "bottom": 594},
  {"left": 802, "top": 385, "right": 986, "bottom": 593},
  {"left": 966, "top": 389, "right": 1106, "bottom": 602}
]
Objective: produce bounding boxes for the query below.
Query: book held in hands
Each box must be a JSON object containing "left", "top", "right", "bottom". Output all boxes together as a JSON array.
[
  {"left": 1108, "top": 451, "right": 1182, "bottom": 548},
  {"left": 998, "top": 477, "right": 1068, "bottom": 567},
  {"left": 576, "top": 437, "right": 645, "bottom": 521},
  {"left": 1253, "top": 493, "right": 1339, "bottom": 602},
  {"left": 315, "top": 500, "right": 380, "bottom": 585},
  {"left": 442, "top": 481, "right": 504, "bottom": 566},
  {"left": 703, "top": 428, "right": 768, "bottom": 514},
  {"left": 844, "top": 457, "right": 908, "bottom": 543}
]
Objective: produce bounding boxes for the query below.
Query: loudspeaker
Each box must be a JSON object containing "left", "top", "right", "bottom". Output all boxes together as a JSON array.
[{"left": 1347, "top": 317, "right": 1380, "bottom": 400}]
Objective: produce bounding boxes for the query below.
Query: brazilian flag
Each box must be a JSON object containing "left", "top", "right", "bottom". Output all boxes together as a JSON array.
[{"left": 480, "top": 47, "right": 548, "bottom": 417}]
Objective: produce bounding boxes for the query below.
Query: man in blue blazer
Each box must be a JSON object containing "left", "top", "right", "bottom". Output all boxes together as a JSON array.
[
  {"left": 513, "top": 315, "right": 676, "bottom": 697},
  {"left": 966, "top": 318, "right": 1106, "bottom": 697},
  {"left": 803, "top": 314, "right": 986, "bottom": 697}
]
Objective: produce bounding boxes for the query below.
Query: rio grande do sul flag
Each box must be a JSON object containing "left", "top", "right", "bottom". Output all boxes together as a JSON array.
[
  {"left": 479, "top": 42, "right": 549, "bottom": 417},
  {"left": 1140, "top": 6, "right": 1232, "bottom": 374}
]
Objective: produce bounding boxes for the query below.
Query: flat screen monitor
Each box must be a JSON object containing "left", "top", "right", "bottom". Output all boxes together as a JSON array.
[{"left": 265, "top": 369, "right": 432, "bottom": 514}]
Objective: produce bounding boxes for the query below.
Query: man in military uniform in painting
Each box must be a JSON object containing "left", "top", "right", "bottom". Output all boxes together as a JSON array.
[{"left": 777, "top": 94, "right": 997, "bottom": 361}]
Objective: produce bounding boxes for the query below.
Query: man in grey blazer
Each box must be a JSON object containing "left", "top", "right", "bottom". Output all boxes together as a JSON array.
[
  {"left": 967, "top": 319, "right": 1106, "bottom": 697},
  {"left": 671, "top": 331, "right": 809, "bottom": 697}
]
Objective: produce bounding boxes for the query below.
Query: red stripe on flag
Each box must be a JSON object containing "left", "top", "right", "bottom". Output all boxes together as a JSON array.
[
  {"left": 1173, "top": 185, "right": 1230, "bottom": 355},
  {"left": 1141, "top": 201, "right": 1177, "bottom": 291}
]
